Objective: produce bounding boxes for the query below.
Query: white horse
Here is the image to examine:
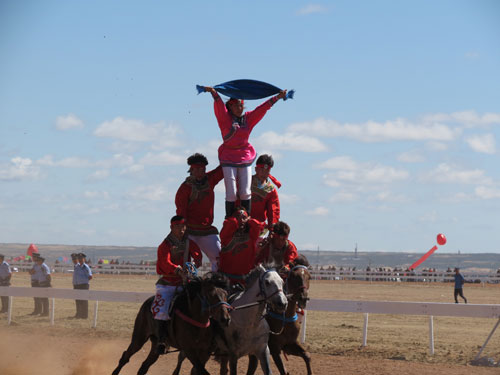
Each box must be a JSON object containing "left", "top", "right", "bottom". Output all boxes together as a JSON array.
[{"left": 216, "top": 264, "right": 288, "bottom": 375}]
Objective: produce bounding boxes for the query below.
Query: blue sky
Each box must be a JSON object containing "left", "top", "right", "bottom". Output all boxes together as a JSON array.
[{"left": 1, "top": 1, "right": 499, "bottom": 253}]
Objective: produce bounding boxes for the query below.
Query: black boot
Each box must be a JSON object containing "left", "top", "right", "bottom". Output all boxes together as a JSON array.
[
  {"left": 156, "top": 319, "right": 170, "bottom": 355},
  {"left": 241, "top": 199, "right": 251, "bottom": 215},
  {"left": 225, "top": 201, "right": 235, "bottom": 218}
]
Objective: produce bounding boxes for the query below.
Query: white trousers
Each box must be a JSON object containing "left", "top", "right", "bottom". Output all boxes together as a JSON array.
[
  {"left": 188, "top": 234, "right": 221, "bottom": 272},
  {"left": 152, "top": 284, "right": 180, "bottom": 321},
  {"left": 222, "top": 166, "right": 252, "bottom": 201}
]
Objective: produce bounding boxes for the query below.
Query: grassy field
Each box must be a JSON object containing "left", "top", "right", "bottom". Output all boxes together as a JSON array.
[{"left": 2, "top": 272, "right": 500, "bottom": 366}]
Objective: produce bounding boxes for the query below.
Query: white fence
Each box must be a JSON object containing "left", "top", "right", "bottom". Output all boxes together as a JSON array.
[
  {"left": 1, "top": 286, "right": 499, "bottom": 358},
  {"left": 8, "top": 262, "right": 500, "bottom": 284}
]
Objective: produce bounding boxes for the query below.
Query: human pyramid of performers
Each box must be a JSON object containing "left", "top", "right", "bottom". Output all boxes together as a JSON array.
[{"left": 114, "top": 80, "right": 313, "bottom": 375}]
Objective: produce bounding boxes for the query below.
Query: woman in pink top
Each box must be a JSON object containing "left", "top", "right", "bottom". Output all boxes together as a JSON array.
[{"left": 203, "top": 86, "right": 287, "bottom": 218}]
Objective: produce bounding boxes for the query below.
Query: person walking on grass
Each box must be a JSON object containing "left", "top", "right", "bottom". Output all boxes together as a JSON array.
[{"left": 454, "top": 267, "right": 467, "bottom": 304}]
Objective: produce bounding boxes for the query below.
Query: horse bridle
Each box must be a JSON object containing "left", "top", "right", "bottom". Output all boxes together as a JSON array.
[
  {"left": 285, "top": 265, "right": 309, "bottom": 300},
  {"left": 231, "top": 269, "right": 284, "bottom": 311}
]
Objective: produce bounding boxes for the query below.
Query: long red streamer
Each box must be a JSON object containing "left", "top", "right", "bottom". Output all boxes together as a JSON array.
[{"left": 409, "top": 245, "right": 438, "bottom": 270}]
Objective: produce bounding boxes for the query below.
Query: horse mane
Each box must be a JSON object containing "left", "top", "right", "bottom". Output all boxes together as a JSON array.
[
  {"left": 203, "top": 272, "right": 230, "bottom": 290},
  {"left": 244, "top": 264, "right": 267, "bottom": 288}
]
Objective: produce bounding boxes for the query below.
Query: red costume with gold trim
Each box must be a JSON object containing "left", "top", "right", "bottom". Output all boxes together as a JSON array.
[
  {"left": 250, "top": 175, "right": 280, "bottom": 227},
  {"left": 175, "top": 166, "right": 223, "bottom": 236},
  {"left": 219, "top": 217, "right": 265, "bottom": 283},
  {"left": 156, "top": 234, "right": 202, "bottom": 286},
  {"left": 255, "top": 239, "right": 298, "bottom": 269}
]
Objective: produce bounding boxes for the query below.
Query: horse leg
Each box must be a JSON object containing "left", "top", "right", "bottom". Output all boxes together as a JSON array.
[
  {"left": 184, "top": 350, "right": 210, "bottom": 375},
  {"left": 283, "top": 342, "right": 312, "bottom": 375},
  {"left": 137, "top": 337, "right": 161, "bottom": 375},
  {"left": 257, "top": 346, "right": 272, "bottom": 375},
  {"left": 172, "top": 351, "right": 187, "bottom": 375},
  {"left": 229, "top": 354, "right": 239, "bottom": 375},
  {"left": 269, "top": 341, "right": 287, "bottom": 375},
  {"left": 219, "top": 355, "right": 229, "bottom": 375},
  {"left": 112, "top": 333, "right": 152, "bottom": 375},
  {"left": 246, "top": 354, "right": 258, "bottom": 375}
]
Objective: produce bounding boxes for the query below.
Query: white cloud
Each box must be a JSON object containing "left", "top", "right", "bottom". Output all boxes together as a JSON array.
[
  {"left": 421, "top": 163, "right": 492, "bottom": 185},
  {"left": 120, "top": 164, "right": 145, "bottom": 175},
  {"left": 83, "top": 190, "right": 110, "bottom": 199},
  {"left": 317, "top": 156, "right": 358, "bottom": 170},
  {"left": 253, "top": 131, "right": 328, "bottom": 152},
  {"left": 465, "top": 51, "right": 480, "bottom": 59},
  {"left": 421, "top": 111, "right": 500, "bottom": 128},
  {"left": 56, "top": 114, "right": 84, "bottom": 130},
  {"left": 320, "top": 156, "right": 409, "bottom": 187},
  {"left": 87, "top": 169, "right": 110, "bottom": 181},
  {"left": 289, "top": 118, "right": 459, "bottom": 143},
  {"left": 126, "top": 185, "right": 170, "bottom": 201},
  {"left": 97, "top": 153, "right": 135, "bottom": 168},
  {"left": 475, "top": 186, "right": 500, "bottom": 199},
  {"left": 397, "top": 151, "right": 425, "bottom": 163},
  {"left": 418, "top": 210, "right": 438, "bottom": 223},
  {"left": 297, "top": 4, "right": 328, "bottom": 15},
  {"left": 279, "top": 193, "right": 300, "bottom": 205},
  {"left": 306, "top": 206, "right": 329, "bottom": 216},
  {"left": 37, "top": 155, "right": 93, "bottom": 168},
  {"left": 0, "top": 157, "right": 41, "bottom": 180},
  {"left": 94, "top": 117, "right": 182, "bottom": 148},
  {"left": 465, "top": 133, "right": 496, "bottom": 154},
  {"left": 329, "top": 191, "right": 357, "bottom": 202},
  {"left": 140, "top": 151, "right": 185, "bottom": 166}
]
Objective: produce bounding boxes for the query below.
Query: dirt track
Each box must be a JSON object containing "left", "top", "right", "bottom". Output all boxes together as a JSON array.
[{"left": 1, "top": 327, "right": 497, "bottom": 375}]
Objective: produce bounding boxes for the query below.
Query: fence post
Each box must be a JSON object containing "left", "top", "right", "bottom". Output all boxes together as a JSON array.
[
  {"left": 429, "top": 315, "right": 434, "bottom": 355},
  {"left": 362, "top": 313, "right": 369, "bottom": 347},
  {"left": 50, "top": 298, "right": 55, "bottom": 325},
  {"left": 7, "top": 296, "right": 12, "bottom": 325},
  {"left": 92, "top": 300, "right": 99, "bottom": 328},
  {"left": 475, "top": 318, "right": 500, "bottom": 360}
]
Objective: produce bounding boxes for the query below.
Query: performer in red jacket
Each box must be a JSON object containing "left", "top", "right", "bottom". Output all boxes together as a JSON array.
[
  {"left": 255, "top": 221, "right": 298, "bottom": 271},
  {"left": 152, "top": 215, "right": 202, "bottom": 354},
  {"left": 250, "top": 154, "right": 280, "bottom": 232},
  {"left": 219, "top": 208, "right": 265, "bottom": 285},
  {"left": 175, "top": 153, "right": 223, "bottom": 271}
]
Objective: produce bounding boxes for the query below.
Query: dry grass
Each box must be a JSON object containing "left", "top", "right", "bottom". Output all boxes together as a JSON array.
[{"left": 2, "top": 273, "right": 500, "bottom": 366}]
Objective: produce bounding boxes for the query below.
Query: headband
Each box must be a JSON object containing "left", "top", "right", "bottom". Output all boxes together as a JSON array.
[{"left": 171, "top": 218, "right": 186, "bottom": 225}]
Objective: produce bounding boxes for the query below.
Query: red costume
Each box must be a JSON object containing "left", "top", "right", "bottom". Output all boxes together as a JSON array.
[
  {"left": 219, "top": 217, "right": 265, "bottom": 283},
  {"left": 175, "top": 166, "right": 223, "bottom": 236},
  {"left": 250, "top": 175, "right": 280, "bottom": 227},
  {"left": 255, "top": 239, "right": 298, "bottom": 270},
  {"left": 156, "top": 234, "right": 202, "bottom": 286}
]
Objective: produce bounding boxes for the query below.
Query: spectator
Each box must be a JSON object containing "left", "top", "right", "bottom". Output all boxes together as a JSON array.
[
  {"left": 454, "top": 267, "right": 468, "bottom": 304},
  {"left": 72, "top": 253, "right": 92, "bottom": 319},
  {"left": 28, "top": 253, "right": 42, "bottom": 315},
  {"left": 0, "top": 254, "right": 12, "bottom": 313}
]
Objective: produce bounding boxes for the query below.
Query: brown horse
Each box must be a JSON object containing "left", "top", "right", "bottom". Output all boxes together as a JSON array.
[
  {"left": 112, "top": 272, "right": 231, "bottom": 375},
  {"left": 253, "top": 255, "right": 312, "bottom": 375}
]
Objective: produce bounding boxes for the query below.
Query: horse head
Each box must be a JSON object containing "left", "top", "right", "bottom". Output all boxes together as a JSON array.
[
  {"left": 200, "top": 272, "right": 232, "bottom": 327},
  {"left": 254, "top": 264, "right": 288, "bottom": 313},
  {"left": 286, "top": 264, "right": 311, "bottom": 309}
]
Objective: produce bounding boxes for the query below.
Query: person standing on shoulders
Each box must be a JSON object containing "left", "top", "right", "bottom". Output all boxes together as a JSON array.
[
  {"left": 0, "top": 254, "right": 12, "bottom": 313},
  {"left": 152, "top": 215, "right": 202, "bottom": 355},
  {"left": 454, "top": 267, "right": 468, "bottom": 304},
  {"left": 249, "top": 154, "right": 281, "bottom": 234},
  {"left": 255, "top": 221, "right": 298, "bottom": 272},
  {"left": 175, "top": 153, "right": 223, "bottom": 271},
  {"left": 73, "top": 253, "right": 92, "bottom": 319},
  {"left": 203, "top": 86, "right": 288, "bottom": 218}
]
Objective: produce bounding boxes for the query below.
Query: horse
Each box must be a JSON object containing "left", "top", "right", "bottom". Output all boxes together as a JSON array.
[
  {"left": 214, "top": 264, "right": 288, "bottom": 375},
  {"left": 111, "top": 272, "right": 231, "bottom": 375},
  {"left": 261, "top": 255, "right": 313, "bottom": 375}
]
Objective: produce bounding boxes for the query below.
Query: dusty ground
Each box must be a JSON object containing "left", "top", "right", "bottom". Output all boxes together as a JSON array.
[{"left": 1, "top": 273, "right": 499, "bottom": 374}]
